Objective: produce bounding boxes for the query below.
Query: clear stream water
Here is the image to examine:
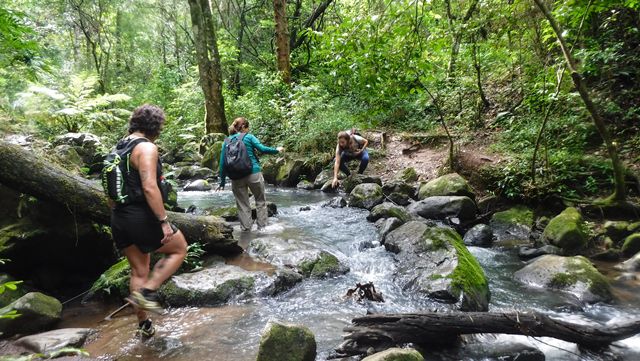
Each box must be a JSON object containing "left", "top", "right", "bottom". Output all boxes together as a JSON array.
[{"left": 61, "top": 188, "right": 640, "bottom": 360}]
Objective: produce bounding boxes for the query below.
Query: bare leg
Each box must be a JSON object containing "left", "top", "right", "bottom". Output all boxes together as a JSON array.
[
  {"left": 143, "top": 230, "right": 187, "bottom": 290},
  {"left": 122, "top": 245, "right": 151, "bottom": 323}
]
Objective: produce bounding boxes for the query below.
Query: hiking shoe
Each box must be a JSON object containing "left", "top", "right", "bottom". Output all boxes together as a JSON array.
[
  {"left": 126, "top": 288, "right": 164, "bottom": 315},
  {"left": 137, "top": 319, "right": 155, "bottom": 338}
]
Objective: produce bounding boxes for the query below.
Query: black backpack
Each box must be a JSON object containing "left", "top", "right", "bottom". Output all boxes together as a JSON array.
[
  {"left": 101, "top": 137, "right": 148, "bottom": 204},
  {"left": 223, "top": 133, "right": 253, "bottom": 180}
]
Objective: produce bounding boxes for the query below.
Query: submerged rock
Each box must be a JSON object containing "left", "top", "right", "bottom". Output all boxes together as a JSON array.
[
  {"left": 490, "top": 206, "right": 534, "bottom": 245},
  {"left": 16, "top": 328, "right": 93, "bottom": 354},
  {"left": 367, "top": 202, "right": 411, "bottom": 223},
  {"left": 248, "top": 237, "right": 348, "bottom": 278},
  {"left": 322, "top": 196, "right": 347, "bottom": 208},
  {"left": 0, "top": 292, "right": 62, "bottom": 337},
  {"left": 343, "top": 174, "right": 383, "bottom": 194},
  {"left": 348, "top": 183, "right": 384, "bottom": 210},
  {"left": 256, "top": 321, "right": 316, "bottom": 361},
  {"left": 384, "top": 222, "right": 490, "bottom": 311},
  {"left": 183, "top": 179, "right": 212, "bottom": 191},
  {"left": 514, "top": 255, "right": 613, "bottom": 303},
  {"left": 362, "top": 347, "right": 424, "bottom": 361},
  {"left": 622, "top": 233, "right": 640, "bottom": 257},
  {"left": 418, "top": 173, "right": 474, "bottom": 200},
  {"left": 543, "top": 208, "right": 588, "bottom": 252},
  {"left": 407, "top": 196, "right": 476, "bottom": 222},
  {"left": 518, "top": 245, "right": 562, "bottom": 260},
  {"left": 205, "top": 202, "right": 277, "bottom": 221},
  {"left": 463, "top": 224, "right": 493, "bottom": 247}
]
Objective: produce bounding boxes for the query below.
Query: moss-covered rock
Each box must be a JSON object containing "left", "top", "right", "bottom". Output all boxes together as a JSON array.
[
  {"left": 362, "top": 347, "right": 424, "bottom": 361},
  {"left": 53, "top": 145, "right": 84, "bottom": 169},
  {"left": 603, "top": 220, "right": 631, "bottom": 243},
  {"left": 384, "top": 222, "right": 490, "bottom": 311},
  {"left": 276, "top": 158, "right": 306, "bottom": 187},
  {"left": 543, "top": 208, "right": 588, "bottom": 252},
  {"left": 622, "top": 233, "right": 640, "bottom": 257},
  {"left": 514, "top": 255, "right": 613, "bottom": 303},
  {"left": 418, "top": 173, "right": 474, "bottom": 200},
  {"left": 343, "top": 174, "right": 383, "bottom": 194},
  {"left": 367, "top": 202, "right": 411, "bottom": 223},
  {"left": 0, "top": 292, "right": 62, "bottom": 337},
  {"left": 490, "top": 206, "right": 534, "bottom": 245},
  {"left": 174, "top": 165, "right": 214, "bottom": 180},
  {"left": 394, "top": 167, "right": 419, "bottom": 183},
  {"left": 256, "top": 322, "right": 316, "bottom": 361},
  {"left": 296, "top": 180, "right": 314, "bottom": 190},
  {"left": 313, "top": 169, "right": 334, "bottom": 189},
  {"left": 298, "top": 252, "right": 346, "bottom": 278},
  {"left": 348, "top": 183, "right": 384, "bottom": 210},
  {"left": 200, "top": 140, "right": 224, "bottom": 171}
]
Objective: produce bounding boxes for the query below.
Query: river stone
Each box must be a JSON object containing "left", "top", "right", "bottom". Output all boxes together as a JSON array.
[
  {"left": 53, "top": 144, "right": 84, "bottom": 168},
  {"left": 603, "top": 220, "right": 631, "bottom": 243},
  {"left": 322, "top": 196, "right": 347, "bottom": 208},
  {"left": 348, "top": 183, "right": 384, "bottom": 210},
  {"left": 248, "top": 237, "right": 348, "bottom": 278},
  {"left": 407, "top": 196, "right": 476, "bottom": 222},
  {"left": 618, "top": 252, "right": 640, "bottom": 271},
  {"left": 490, "top": 206, "right": 534, "bottom": 245},
  {"left": 463, "top": 224, "right": 494, "bottom": 247},
  {"left": 384, "top": 222, "right": 490, "bottom": 311},
  {"left": 367, "top": 202, "right": 410, "bottom": 223},
  {"left": 418, "top": 173, "right": 474, "bottom": 200},
  {"left": 161, "top": 264, "right": 259, "bottom": 306},
  {"left": 174, "top": 165, "right": 214, "bottom": 180},
  {"left": 313, "top": 169, "right": 333, "bottom": 189},
  {"left": 378, "top": 217, "right": 403, "bottom": 240},
  {"left": 200, "top": 140, "right": 224, "bottom": 171},
  {"left": 514, "top": 255, "right": 613, "bottom": 303},
  {"left": 256, "top": 321, "right": 316, "bottom": 361},
  {"left": 395, "top": 167, "right": 419, "bottom": 183},
  {"left": 622, "top": 233, "right": 640, "bottom": 257},
  {"left": 362, "top": 347, "right": 424, "bottom": 361},
  {"left": 543, "top": 208, "right": 588, "bottom": 252},
  {"left": 276, "top": 158, "right": 306, "bottom": 187},
  {"left": 458, "top": 340, "right": 545, "bottom": 361},
  {"left": 16, "top": 328, "right": 93, "bottom": 353},
  {"left": 382, "top": 180, "right": 415, "bottom": 197},
  {"left": 518, "top": 245, "right": 562, "bottom": 260},
  {"left": 386, "top": 192, "right": 412, "bottom": 206},
  {"left": 320, "top": 180, "right": 337, "bottom": 193},
  {"left": 53, "top": 132, "right": 102, "bottom": 165},
  {"left": 343, "top": 174, "right": 383, "bottom": 194},
  {"left": 0, "top": 292, "right": 62, "bottom": 337},
  {"left": 296, "top": 180, "right": 315, "bottom": 190},
  {"left": 206, "top": 202, "right": 277, "bottom": 221},
  {"left": 183, "top": 179, "right": 212, "bottom": 191}
]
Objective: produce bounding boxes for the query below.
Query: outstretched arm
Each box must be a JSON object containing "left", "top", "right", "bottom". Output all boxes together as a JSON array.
[
  {"left": 332, "top": 144, "right": 341, "bottom": 187},
  {"left": 249, "top": 134, "right": 279, "bottom": 154},
  {"left": 218, "top": 142, "right": 227, "bottom": 188}
]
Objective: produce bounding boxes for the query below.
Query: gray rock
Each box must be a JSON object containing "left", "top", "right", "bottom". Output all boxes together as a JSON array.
[
  {"left": 362, "top": 347, "right": 424, "bottom": 361},
  {"left": 490, "top": 206, "right": 534, "bottom": 246},
  {"left": 367, "top": 202, "right": 411, "bottom": 223},
  {"left": 0, "top": 292, "right": 62, "bottom": 337},
  {"left": 313, "top": 169, "right": 334, "bottom": 189},
  {"left": 248, "top": 237, "right": 348, "bottom": 278},
  {"left": 386, "top": 192, "right": 411, "bottom": 206},
  {"left": 514, "top": 255, "right": 613, "bottom": 304},
  {"left": 322, "top": 196, "right": 347, "bottom": 208},
  {"left": 518, "top": 245, "right": 562, "bottom": 260},
  {"left": 407, "top": 196, "right": 476, "bottom": 221},
  {"left": 418, "top": 173, "right": 475, "bottom": 200},
  {"left": 463, "top": 224, "right": 493, "bottom": 247},
  {"left": 348, "top": 183, "right": 384, "bottom": 210},
  {"left": 618, "top": 251, "right": 640, "bottom": 272},
  {"left": 256, "top": 322, "right": 316, "bottom": 361},
  {"left": 603, "top": 220, "right": 631, "bottom": 242},
  {"left": 394, "top": 167, "right": 419, "bottom": 183},
  {"left": 384, "top": 222, "right": 490, "bottom": 311},
  {"left": 296, "top": 180, "right": 315, "bottom": 190},
  {"left": 382, "top": 180, "right": 415, "bottom": 197},
  {"left": 343, "top": 174, "right": 383, "bottom": 194},
  {"left": 174, "top": 165, "right": 214, "bottom": 180},
  {"left": 320, "top": 180, "right": 337, "bottom": 193},
  {"left": 53, "top": 145, "right": 84, "bottom": 167},
  {"left": 16, "top": 328, "right": 93, "bottom": 354},
  {"left": 183, "top": 179, "right": 213, "bottom": 191},
  {"left": 459, "top": 340, "right": 545, "bottom": 361},
  {"left": 378, "top": 217, "right": 403, "bottom": 240}
]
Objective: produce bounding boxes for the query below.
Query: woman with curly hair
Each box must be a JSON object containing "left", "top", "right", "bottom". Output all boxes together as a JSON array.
[{"left": 109, "top": 104, "right": 187, "bottom": 337}]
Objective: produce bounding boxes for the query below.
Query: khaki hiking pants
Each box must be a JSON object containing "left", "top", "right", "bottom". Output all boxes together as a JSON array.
[{"left": 231, "top": 172, "right": 267, "bottom": 231}]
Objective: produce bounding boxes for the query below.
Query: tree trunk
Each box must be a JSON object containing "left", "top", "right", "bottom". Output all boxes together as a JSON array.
[
  {"left": 336, "top": 311, "right": 640, "bottom": 357},
  {"left": 273, "top": 0, "right": 291, "bottom": 84},
  {"left": 471, "top": 37, "right": 490, "bottom": 109},
  {"left": 0, "top": 141, "right": 240, "bottom": 255},
  {"left": 445, "top": 0, "right": 480, "bottom": 79},
  {"left": 188, "top": 0, "right": 228, "bottom": 134},
  {"left": 532, "top": 0, "right": 626, "bottom": 202}
]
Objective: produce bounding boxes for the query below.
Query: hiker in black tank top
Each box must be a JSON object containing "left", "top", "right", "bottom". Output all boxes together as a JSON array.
[{"left": 109, "top": 104, "right": 187, "bottom": 337}]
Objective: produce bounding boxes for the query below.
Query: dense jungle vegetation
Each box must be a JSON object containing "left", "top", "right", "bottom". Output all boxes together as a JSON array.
[{"left": 1, "top": 0, "right": 639, "bottom": 201}]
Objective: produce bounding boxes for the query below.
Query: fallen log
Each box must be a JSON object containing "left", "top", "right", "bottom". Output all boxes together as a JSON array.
[
  {"left": 0, "top": 140, "right": 240, "bottom": 255},
  {"left": 336, "top": 311, "right": 640, "bottom": 357}
]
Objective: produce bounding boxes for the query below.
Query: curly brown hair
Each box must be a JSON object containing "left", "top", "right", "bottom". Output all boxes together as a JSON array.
[{"left": 128, "top": 104, "right": 166, "bottom": 138}]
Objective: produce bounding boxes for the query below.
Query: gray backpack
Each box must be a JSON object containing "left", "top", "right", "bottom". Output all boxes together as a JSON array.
[{"left": 223, "top": 133, "right": 253, "bottom": 180}]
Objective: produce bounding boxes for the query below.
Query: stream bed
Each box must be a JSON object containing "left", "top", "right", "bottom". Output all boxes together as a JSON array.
[{"left": 62, "top": 188, "right": 640, "bottom": 360}]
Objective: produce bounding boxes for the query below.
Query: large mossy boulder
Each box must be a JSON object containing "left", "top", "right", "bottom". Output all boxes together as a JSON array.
[
  {"left": 407, "top": 196, "right": 476, "bottom": 221},
  {"left": 200, "top": 140, "right": 224, "bottom": 171},
  {"left": 256, "top": 322, "right": 316, "bottom": 361},
  {"left": 622, "top": 233, "right": 640, "bottom": 257},
  {"left": 543, "top": 208, "right": 588, "bottom": 252},
  {"left": 0, "top": 292, "right": 62, "bottom": 337},
  {"left": 276, "top": 158, "right": 306, "bottom": 187},
  {"left": 343, "top": 174, "right": 383, "bottom": 194},
  {"left": 514, "top": 255, "right": 613, "bottom": 303},
  {"left": 53, "top": 132, "right": 103, "bottom": 171},
  {"left": 384, "top": 222, "right": 490, "bottom": 311},
  {"left": 248, "top": 237, "right": 348, "bottom": 278},
  {"left": 362, "top": 347, "right": 424, "bottom": 361},
  {"left": 313, "top": 169, "right": 334, "bottom": 189},
  {"left": 348, "top": 183, "right": 384, "bottom": 210},
  {"left": 490, "top": 206, "right": 534, "bottom": 245},
  {"left": 367, "top": 202, "right": 411, "bottom": 223},
  {"left": 418, "top": 173, "right": 474, "bottom": 200},
  {"left": 395, "top": 167, "right": 419, "bottom": 183}
]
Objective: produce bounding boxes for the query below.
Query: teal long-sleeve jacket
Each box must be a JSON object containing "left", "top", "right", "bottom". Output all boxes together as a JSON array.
[{"left": 218, "top": 133, "right": 279, "bottom": 187}]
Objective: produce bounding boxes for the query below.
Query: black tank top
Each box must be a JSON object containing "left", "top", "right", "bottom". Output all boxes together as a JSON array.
[{"left": 116, "top": 136, "right": 164, "bottom": 206}]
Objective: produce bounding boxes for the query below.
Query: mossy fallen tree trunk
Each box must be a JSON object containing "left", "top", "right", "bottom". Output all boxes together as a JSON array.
[
  {"left": 0, "top": 141, "right": 240, "bottom": 255},
  {"left": 336, "top": 311, "right": 640, "bottom": 357}
]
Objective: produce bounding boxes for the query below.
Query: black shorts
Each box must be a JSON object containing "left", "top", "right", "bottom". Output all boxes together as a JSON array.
[{"left": 111, "top": 203, "right": 164, "bottom": 254}]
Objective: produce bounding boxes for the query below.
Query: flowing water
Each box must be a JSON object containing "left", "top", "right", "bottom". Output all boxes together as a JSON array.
[{"left": 61, "top": 188, "right": 640, "bottom": 360}]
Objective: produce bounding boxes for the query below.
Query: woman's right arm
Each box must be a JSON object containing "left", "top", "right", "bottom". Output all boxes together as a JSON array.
[
  {"left": 218, "top": 143, "right": 226, "bottom": 188},
  {"left": 249, "top": 134, "right": 279, "bottom": 154},
  {"left": 332, "top": 144, "right": 341, "bottom": 187}
]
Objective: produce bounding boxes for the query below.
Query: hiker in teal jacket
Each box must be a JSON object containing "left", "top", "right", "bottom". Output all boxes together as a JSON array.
[{"left": 218, "top": 117, "right": 283, "bottom": 231}]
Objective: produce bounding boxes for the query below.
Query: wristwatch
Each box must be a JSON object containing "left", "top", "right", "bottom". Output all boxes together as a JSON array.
[{"left": 158, "top": 215, "right": 168, "bottom": 224}]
